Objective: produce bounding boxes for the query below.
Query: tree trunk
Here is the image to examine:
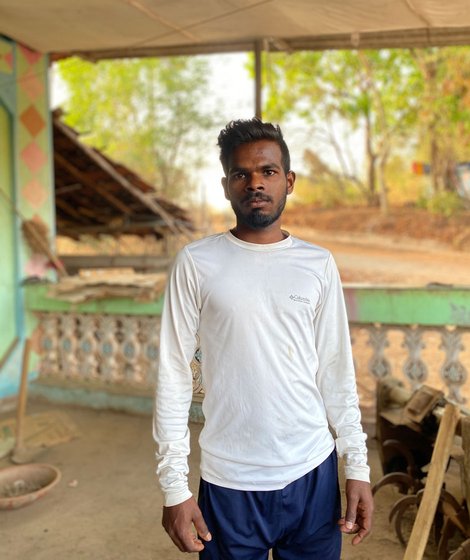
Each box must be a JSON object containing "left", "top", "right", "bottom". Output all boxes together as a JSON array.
[
  {"left": 430, "top": 132, "right": 441, "bottom": 194},
  {"left": 378, "top": 150, "right": 389, "bottom": 215},
  {"left": 365, "top": 112, "right": 378, "bottom": 205}
]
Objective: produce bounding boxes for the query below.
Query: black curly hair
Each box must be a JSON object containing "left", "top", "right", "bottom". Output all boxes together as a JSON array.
[{"left": 217, "top": 118, "right": 291, "bottom": 175}]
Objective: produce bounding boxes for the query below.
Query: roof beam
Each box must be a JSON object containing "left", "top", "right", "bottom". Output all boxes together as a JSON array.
[
  {"left": 56, "top": 26, "right": 470, "bottom": 62},
  {"left": 287, "top": 26, "right": 470, "bottom": 51}
]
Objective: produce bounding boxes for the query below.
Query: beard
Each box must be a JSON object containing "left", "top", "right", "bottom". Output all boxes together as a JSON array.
[{"left": 231, "top": 190, "right": 287, "bottom": 230}]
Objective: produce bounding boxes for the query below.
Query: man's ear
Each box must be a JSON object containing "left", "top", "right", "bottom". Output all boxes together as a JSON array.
[
  {"left": 221, "top": 177, "right": 229, "bottom": 200},
  {"left": 287, "top": 171, "right": 296, "bottom": 195}
]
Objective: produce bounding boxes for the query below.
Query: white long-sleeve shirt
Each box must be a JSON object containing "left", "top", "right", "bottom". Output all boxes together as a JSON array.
[{"left": 154, "top": 231, "right": 369, "bottom": 507}]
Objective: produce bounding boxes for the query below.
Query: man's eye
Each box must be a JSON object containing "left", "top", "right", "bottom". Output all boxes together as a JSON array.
[
  {"left": 234, "top": 173, "right": 246, "bottom": 179},
  {"left": 264, "top": 170, "right": 275, "bottom": 176}
]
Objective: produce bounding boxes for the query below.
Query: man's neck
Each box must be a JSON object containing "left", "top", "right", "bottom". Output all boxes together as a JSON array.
[{"left": 230, "top": 223, "right": 287, "bottom": 244}]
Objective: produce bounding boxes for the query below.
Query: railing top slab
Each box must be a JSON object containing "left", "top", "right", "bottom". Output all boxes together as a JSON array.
[
  {"left": 344, "top": 285, "right": 470, "bottom": 327},
  {"left": 24, "top": 284, "right": 470, "bottom": 327},
  {"left": 24, "top": 284, "right": 164, "bottom": 316}
]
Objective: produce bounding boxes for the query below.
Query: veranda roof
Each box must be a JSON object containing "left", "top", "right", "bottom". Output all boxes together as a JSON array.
[{"left": 1, "top": 1, "right": 470, "bottom": 60}]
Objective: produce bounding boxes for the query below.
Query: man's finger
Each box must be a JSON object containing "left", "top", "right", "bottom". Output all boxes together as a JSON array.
[
  {"left": 178, "top": 530, "right": 206, "bottom": 552},
  {"left": 338, "top": 517, "right": 359, "bottom": 534},
  {"left": 193, "top": 508, "right": 212, "bottom": 542},
  {"left": 352, "top": 532, "right": 365, "bottom": 545},
  {"left": 344, "top": 496, "right": 359, "bottom": 529}
]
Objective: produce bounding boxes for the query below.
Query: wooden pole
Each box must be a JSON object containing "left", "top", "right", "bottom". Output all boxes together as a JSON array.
[
  {"left": 14, "top": 339, "right": 32, "bottom": 455},
  {"left": 403, "top": 403, "right": 460, "bottom": 560},
  {"left": 461, "top": 417, "right": 470, "bottom": 510},
  {"left": 254, "top": 39, "right": 263, "bottom": 119}
]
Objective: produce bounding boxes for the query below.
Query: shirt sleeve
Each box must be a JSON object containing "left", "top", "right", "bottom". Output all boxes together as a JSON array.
[
  {"left": 314, "top": 254, "right": 370, "bottom": 482},
  {"left": 153, "top": 248, "right": 201, "bottom": 506}
]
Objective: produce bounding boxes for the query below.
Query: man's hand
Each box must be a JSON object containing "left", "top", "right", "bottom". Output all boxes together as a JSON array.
[
  {"left": 338, "top": 479, "right": 374, "bottom": 545},
  {"left": 162, "top": 496, "right": 212, "bottom": 553}
]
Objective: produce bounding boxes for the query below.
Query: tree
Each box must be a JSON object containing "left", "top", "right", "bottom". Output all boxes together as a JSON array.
[
  {"left": 412, "top": 47, "right": 470, "bottom": 195},
  {"left": 56, "top": 56, "right": 216, "bottom": 203},
  {"left": 260, "top": 49, "right": 422, "bottom": 212}
]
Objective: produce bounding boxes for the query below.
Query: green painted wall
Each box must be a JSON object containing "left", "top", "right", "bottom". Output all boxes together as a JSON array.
[
  {"left": 0, "top": 104, "right": 18, "bottom": 360},
  {"left": 0, "top": 37, "right": 54, "bottom": 402}
]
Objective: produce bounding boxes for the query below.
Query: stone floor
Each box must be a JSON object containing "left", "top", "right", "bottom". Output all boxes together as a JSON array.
[{"left": 0, "top": 398, "right": 462, "bottom": 559}]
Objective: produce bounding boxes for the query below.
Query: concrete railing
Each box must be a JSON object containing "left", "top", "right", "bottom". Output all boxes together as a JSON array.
[
  {"left": 344, "top": 286, "right": 470, "bottom": 417},
  {"left": 25, "top": 284, "right": 470, "bottom": 415}
]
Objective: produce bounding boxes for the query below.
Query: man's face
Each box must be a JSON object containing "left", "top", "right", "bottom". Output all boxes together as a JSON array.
[{"left": 221, "top": 140, "right": 295, "bottom": 230}]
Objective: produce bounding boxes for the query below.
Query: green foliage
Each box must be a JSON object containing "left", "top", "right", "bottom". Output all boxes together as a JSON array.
[
  {"left": 250, "top": 46, "right": 470, "bottom": 211},
  {"left": 416, "top": 191, "right": 464, "bottom": 217},
  {"left": 56, "top": 56, "right": 216, "bottom": 203},
  {"left": 252, "top": 49, "right": 423, "bottom": 210},
  {"left": 411, "top": 47, "right": 470, "bottom": 193},
  {"left": 260, "top": 49, "right": 421, "bottom": 134}
]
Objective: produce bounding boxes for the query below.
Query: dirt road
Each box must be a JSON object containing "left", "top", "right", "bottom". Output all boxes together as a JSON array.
[{"left": 287, "top": 226, "right": 470, "bottom": 286}]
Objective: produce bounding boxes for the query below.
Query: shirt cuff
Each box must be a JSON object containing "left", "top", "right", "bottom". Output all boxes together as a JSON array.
[
  {"left": 164, "top": 488, "right": 193, "bottom": 507},
  {"left": 344, "top": 464, "right": 370, "bottom": 483}
]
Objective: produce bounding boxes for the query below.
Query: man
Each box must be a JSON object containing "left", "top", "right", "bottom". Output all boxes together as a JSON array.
[{"left": 154, "top": 118, "right": 373, "bottom": 559}]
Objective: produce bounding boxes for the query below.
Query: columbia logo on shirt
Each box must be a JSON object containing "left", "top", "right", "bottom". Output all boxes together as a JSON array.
[{"left": 289, "top": 294, "right": 311, "bottom": 305}]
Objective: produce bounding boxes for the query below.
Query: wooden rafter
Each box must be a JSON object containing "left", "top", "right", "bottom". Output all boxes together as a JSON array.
[
  {"left": 54, "top": 151, "right": 133, "bottom": 216},
  {"left": 54, "top": 119, "right": 194, "bottom": 240},
  {"left": 55, "top": 197, "right": 90, "bottom": 223}
]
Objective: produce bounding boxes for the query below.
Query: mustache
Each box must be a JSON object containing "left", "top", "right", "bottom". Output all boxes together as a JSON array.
[{"left": 242, "top": 193, "right": 273, "bottom": 203}]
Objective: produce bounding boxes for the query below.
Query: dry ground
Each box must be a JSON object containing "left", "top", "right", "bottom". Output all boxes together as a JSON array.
[
  {"left": 2, "top": 400, "right": 458, "bottom": 560},
  {"left": 283, "top": 206, "right": 470, "bottom": 253},
  {"left": 215, "top": 205, "right": 470, "bottom": 285}
]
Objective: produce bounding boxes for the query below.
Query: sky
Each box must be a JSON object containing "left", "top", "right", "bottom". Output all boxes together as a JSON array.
[{"left": 194, "top": 53, "right": 254, "bottom": 211}]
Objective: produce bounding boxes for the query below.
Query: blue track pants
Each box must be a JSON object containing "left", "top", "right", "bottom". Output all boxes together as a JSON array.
[{"left": 198, "top": 451, "right": 341, "bottom": 559}]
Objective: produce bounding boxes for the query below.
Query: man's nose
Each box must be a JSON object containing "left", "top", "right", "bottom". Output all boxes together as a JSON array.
[{"left": 246, "top": 173, "right": 264, "bottom": 190}]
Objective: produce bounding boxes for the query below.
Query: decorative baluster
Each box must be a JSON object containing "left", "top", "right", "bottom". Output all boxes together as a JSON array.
[
  {"left": 77, "top": 314, "right": 98, "bottom": 380},
  {"left": 140, "top": 317, "right": 160, "bottom": 388},
  {"left": 120, "top": 316, "right": 142, "bottom": 383},
  {"left": 191, "top": 335, "right": 204, "bottom": 396},
  {"left": 366, "top": 325, "right": 391, "bottom": 379},
  {"left": 38, "top": 312, "right": 59, "bottom": 377},
  {"left": 96, "top": 315, "right": 119, "bottom": 383},
  {"left": 440, "top": 327, "right": 468, "bottom": 403},
  {"left": 402, "top": 326, "right": 428, "bottom": 389},
  {"left": 58, "top": 314, "right": 78, "bottom": 378}
]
